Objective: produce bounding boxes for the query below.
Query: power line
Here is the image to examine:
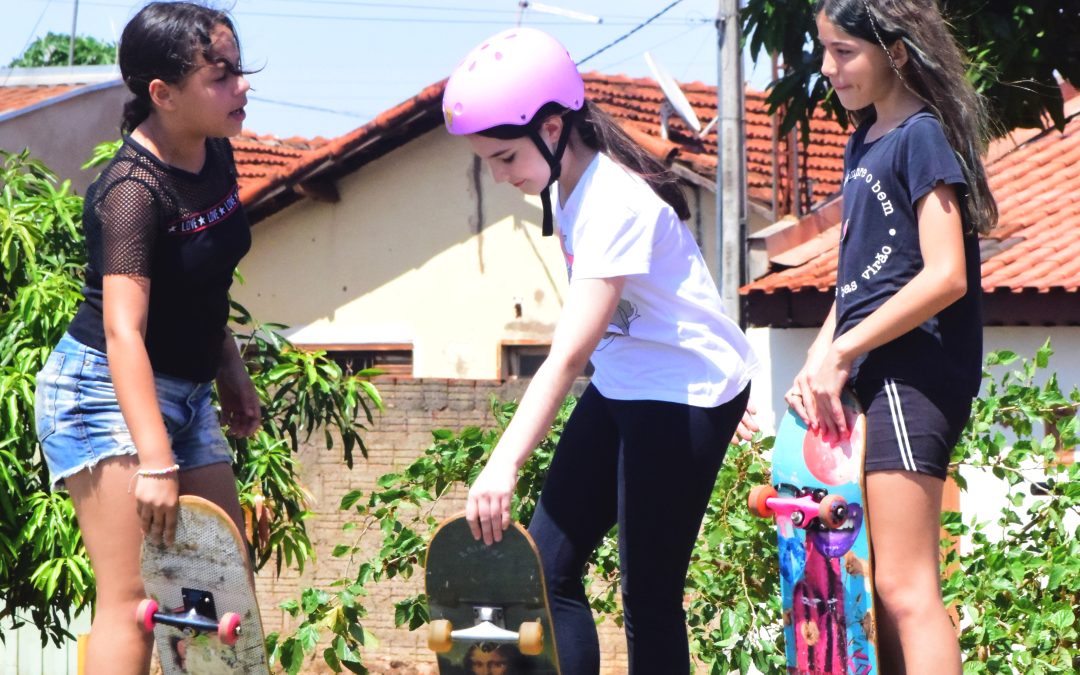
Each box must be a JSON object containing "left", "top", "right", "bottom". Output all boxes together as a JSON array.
[
  {"left": 248, "top": 94, "right": 369, "bottom": 119},
  {"left": 576, "top": 0, "right": 685, "bottom": 66},
  {"left": 591, "top": 20, "right": 709, "bottom": 74},
  {"left": 3, "top": 0, "right": 54, "bottom": 85},
  {"left": 21, "top": 0, "right": 690, "bottom": 28},
  {"left": 258, "top": 0, "right": 521, "bottom": 13},
  {"left": 229, "top": 9, "right": 683, "bottom": 27}
]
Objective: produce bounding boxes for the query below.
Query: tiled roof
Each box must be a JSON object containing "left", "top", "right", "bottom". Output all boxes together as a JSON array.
[
  {"left": 0, "top": 84, "right": 80, "bottom": 115},
  {"left": 582, "top": 73, "right": 848, "bottom": 209},
  {"left": 232, "top": 73, "right": 851, "bottom": 222},
  {"left": 742, "top": 98, "right": 1080, "bottom": 324},
  {"left": 233, "top": 80, "right": 446, "bottom": 220},
  {"left": 231, "top": 132, "right": 326, "bottom": 199}
]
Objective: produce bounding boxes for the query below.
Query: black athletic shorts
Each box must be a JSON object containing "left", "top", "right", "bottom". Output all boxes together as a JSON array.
[{"left": 853, "top": 377, "right": 972, "bottom": 480}]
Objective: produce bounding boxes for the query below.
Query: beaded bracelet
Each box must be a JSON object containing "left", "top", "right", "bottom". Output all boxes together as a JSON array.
[
  {"left": 138, "top": 464, "right": 180, "bottom": 477},
  {"left": 128, "top": 463, "right": 180, "bottom": 493}
]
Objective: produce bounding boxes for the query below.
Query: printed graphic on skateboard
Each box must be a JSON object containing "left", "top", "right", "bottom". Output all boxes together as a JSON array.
[
  {"left": 750, "top": 391, "right": 879, "bottom": 675},
  {"left": 138, "top": 495, "right": 269, "bottom": 675},
  {"left": 425, "top": 514, "right": 560, "bottom": 674}
]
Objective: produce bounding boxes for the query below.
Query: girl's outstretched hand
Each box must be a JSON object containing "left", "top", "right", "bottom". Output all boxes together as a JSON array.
[{"left": 466, "top": 456, "right": 518, "bottom": 545}]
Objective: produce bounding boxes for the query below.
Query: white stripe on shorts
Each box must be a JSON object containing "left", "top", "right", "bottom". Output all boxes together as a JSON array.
[{"left": 884, "top": 378, "right": 917, "bottom": 472}]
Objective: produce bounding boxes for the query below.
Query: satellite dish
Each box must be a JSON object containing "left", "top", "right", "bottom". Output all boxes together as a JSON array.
[{"left": 644, "top": 51, "right": 702, "bottom": 138}]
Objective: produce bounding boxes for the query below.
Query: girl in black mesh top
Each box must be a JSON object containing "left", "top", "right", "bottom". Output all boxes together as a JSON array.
[{"left": 33, "top": 4, "right": 259, "bottom": 672}]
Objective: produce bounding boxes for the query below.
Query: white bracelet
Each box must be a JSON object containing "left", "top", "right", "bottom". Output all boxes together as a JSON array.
[
  {"left": 138, "top": 464, "right": 181, "bottom": 477},
  {"left": 128, "top": 463, "right": 181, "bottom": 493}
]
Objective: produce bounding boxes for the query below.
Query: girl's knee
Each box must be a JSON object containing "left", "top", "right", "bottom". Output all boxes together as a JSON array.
[
  {"left": 874, "top": 571, "right": 942, "bottom": 620},
  {"left": 93, "top": 574, "right": 151, "bottom": 612}
]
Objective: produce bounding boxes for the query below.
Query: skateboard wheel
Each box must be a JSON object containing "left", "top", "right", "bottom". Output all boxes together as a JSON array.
[
  {"left": 428, "top": 619, "right": 453, "bottom": 653},
  {"left": 136, "top": 599, "right": 158, "bottom": 633},
  {"left": 217, "top": 612, "right": 241, "bottom": 646},
  {"left": 748, "top": 485, "right": 777, "bottom": 518},
  {"left": 819, "top": 494, "right": 848, "bottom": 529},
  {"left": 518, "top": 620, "right": 544, "bottom": 656}
]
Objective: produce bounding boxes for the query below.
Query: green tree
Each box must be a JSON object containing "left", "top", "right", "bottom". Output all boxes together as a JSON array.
[
  {"left": 742, "top": 0, "right": 1080, "bottom": 136},
  {"left": 9, "top": 32, "right": 117, "bottom": 68},
  {"left": 274, "top": 343, "right": 1077, "bottom": 674},
  {"left": 0, "top": 145, "right": 381, "bottom": 645}
]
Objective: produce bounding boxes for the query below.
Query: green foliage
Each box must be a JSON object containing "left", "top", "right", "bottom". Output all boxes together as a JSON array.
[
  {"left": 277, "top": 343, "right": 1077, "bottom": 674},
  {"left": 0, "top": 144, "right": 380, "bottom": 645},
  {"left": 946, "top": 340, "right": 1080, "bottom": 674},
  {"left": 9, "top": 33, "right": 117, "bottom": 67},
  {"left": 0, "top": 151, "right": 91, "bottom": 642},
  {"left": 741, "top": 1, "right": 1080, "bottom": 137}
]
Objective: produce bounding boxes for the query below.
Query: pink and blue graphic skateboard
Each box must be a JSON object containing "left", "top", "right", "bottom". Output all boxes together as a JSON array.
[{"left": 750, "top": 391, "right": 879, "bottom": 675}]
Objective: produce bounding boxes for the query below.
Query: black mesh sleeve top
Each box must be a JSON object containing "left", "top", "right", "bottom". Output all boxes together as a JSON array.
[{"left": 67, "top": 135, "right": 252, "bottom": 382}]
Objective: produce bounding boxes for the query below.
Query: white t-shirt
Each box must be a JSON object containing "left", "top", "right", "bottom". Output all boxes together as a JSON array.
[{"left": 555, "top": 152, "right": 757, "bottom": 407}]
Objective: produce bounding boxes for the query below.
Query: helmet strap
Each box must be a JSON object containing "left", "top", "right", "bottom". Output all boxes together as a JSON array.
[{"left": 528, "top": 117, "right": 573, "bottom": 237}]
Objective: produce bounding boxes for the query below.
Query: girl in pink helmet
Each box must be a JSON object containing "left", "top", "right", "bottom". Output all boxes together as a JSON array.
[{"left": 444, "top": 27, "right": 758, "bottom": 674}]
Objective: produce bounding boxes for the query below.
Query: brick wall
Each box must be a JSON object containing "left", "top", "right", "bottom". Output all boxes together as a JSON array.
[{"left": 254, "top": 377, "right": 629, "bottom": 674}]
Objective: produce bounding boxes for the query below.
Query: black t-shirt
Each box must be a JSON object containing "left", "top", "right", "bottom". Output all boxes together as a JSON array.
[
  {"left": 834, "top": 110, "right": 982, "bottom": 398},
  {"left": 67, "top": 136, "right": 251, "bottom": 382}
]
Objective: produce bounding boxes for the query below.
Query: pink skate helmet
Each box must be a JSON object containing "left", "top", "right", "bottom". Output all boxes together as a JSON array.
[{"left": 443, "top": 27, "right": 586, "bottom": 236}]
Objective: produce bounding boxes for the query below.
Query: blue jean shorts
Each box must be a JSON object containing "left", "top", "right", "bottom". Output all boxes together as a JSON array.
[{"left": 35, "top": 333, "right": 233, "bottom": 490}]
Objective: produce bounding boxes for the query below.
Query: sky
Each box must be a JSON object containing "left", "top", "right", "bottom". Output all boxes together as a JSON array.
[{"left": 2, "top": 1, "right": 774, "bottom": 140}]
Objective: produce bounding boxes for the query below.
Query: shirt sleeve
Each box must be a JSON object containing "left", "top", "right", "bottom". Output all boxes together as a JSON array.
[
  {"left": 96, "top": 177, "right": 161, "bottom": 277},
  {"left": 569, "top": 202, "right": 661, "bottom": 280},
  {"left": 900, "top": 117, "right": 967, "bottom": 205}
]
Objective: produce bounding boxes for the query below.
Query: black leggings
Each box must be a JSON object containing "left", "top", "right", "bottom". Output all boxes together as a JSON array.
[{"left": 528, "top": 383, "right": 750, "bottom": 674}]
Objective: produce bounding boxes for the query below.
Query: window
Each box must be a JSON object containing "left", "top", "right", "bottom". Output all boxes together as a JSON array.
[
  {"left": 502, "top": 342, "right": 593, "bottom": 379},
  {"left": 304, "top": 344, "right": 413, "bottom": 378},
  {"left": 503, "top": 344, "right": 549, "bottom": 379}
]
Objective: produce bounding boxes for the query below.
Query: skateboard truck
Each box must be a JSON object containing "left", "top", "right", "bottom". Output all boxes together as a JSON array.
[
  {"left": 748, "top": 485, "right": 849, "bottom": 529},
  {"left": 136, "top": 588, "right": 243, "bottom": 646},
  {"left": 428, "top": 606, "right": 545, "bottom": 656}
]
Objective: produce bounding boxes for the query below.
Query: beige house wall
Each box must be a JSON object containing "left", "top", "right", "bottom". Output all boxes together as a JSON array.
[
  {"left": 233, "top": 128, "right": 765, "bottom": 379},
  {"left": 234, "top": 129, "right": 568, "bottom": 379},
  {"left": 1, "top": 83, "right": 126, "bottom": 194}
]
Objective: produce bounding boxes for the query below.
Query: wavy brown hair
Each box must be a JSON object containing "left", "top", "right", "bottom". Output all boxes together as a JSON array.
[{"left": 816, "top": 0, "right": 998, "bottom": 234}]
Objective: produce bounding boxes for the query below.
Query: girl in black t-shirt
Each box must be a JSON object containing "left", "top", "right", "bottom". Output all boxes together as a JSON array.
[
  {"left": 34, "top": 4, "right": 257, "bottom": 672},
  {"left": 786, "top": 2, "right": 997, "bottom": 673}
]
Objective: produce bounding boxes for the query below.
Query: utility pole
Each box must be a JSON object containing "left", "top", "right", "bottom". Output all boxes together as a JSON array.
[
  {"left": 715, "top": 0, "right": 746, "bottom": 325},
  {"left": 68, "top": 0, "right": 80, "bottom": 67}
]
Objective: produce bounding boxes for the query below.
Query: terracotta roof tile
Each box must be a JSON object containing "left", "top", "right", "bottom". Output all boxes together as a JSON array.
[
  {"left": 0, "top": 84, "right": 79, "bottom": 114},
  {"left": 743, "top": 108, "right": 1080, "bottom": 297}
]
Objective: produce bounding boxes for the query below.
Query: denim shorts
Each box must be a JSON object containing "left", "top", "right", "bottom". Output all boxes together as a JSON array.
[{"left": 35, "top": 333, "right": 233, "bottom": 490}]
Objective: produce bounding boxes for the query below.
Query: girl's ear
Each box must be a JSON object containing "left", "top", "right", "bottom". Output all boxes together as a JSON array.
[
  {"left": 147, "top": 78, "right": 177, "bottom": 113},
  {"left": 539, "top": 114, "right": 564, "bottom": 146},
  {"left": 889, "top": 40, "right": 909, "bottom": 69}
]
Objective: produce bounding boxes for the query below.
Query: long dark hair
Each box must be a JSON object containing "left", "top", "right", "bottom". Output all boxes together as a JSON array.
[
  {"left": 118, "top": 2, "right": 249, "bottom": 134},
  {"left": 481, "top": 101, "right": 691, "bottom": 222},
  {"left": 816, "top": 0, "right": 998, "bottom": 234}
]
